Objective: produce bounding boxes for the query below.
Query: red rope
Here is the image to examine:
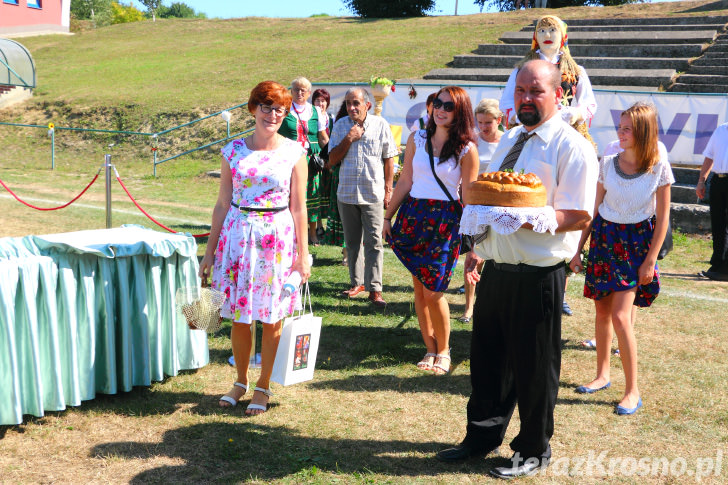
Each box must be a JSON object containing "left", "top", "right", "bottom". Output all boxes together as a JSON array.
[
  {"left": 0, "top": 170, "right": 100, "bottom": 211},
  {"left": 115, "top": 174, "right": 210, "bottom": 239}
]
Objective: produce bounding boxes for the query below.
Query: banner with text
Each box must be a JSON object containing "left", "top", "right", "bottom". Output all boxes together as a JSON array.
[{"left": 316, "top": 83, "right": 728, "bottom": 166}]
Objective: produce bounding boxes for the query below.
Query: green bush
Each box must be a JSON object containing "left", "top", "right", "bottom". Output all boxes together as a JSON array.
[{"left": 342, "top": 0, "right": 436, "bottom": 18}]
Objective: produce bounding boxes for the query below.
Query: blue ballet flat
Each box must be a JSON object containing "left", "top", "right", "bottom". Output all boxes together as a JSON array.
[
  {"left": 575, "top": 382, "right": 611, "bottom": 394},
  {"left": 616, "top": 397, "right": 643, "bottom": 415}
]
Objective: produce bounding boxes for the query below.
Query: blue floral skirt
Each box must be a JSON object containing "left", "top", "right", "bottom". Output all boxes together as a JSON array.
[
  {"left": 584, "top": 213, "right": 660, "bottom": 307},
  {"left": 388, "top": 196, "right": 462, "bottom": 292}
]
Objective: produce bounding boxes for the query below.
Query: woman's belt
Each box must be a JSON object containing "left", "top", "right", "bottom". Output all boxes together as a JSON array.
[{"left": 231, "top": 201, "right": 287, "bottom": 212}]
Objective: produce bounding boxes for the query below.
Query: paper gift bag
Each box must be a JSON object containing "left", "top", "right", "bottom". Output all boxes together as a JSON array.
[{"left": 271, "top": 283, "right": 322, "bottom": 386}]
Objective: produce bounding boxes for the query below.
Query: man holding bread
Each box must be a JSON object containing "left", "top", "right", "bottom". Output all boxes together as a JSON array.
[{"left": 436, "top": 60, "right": 598, "bottom": 479}]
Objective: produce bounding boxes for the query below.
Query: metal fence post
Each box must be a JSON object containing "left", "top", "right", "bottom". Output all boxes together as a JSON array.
[{"left": 105, "top": 154, "right": 112, "bottom": 229}]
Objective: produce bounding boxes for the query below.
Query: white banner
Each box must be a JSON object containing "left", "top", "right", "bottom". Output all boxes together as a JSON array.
[{"left": 315, "top": 82, "right": 728, "bottom": 166}]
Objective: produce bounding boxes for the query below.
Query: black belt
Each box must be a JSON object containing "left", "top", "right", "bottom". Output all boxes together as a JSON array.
[
  {"left": 486, "top": 260, "right": 565, "bottom": 273},
  {"left": 714, "top": 173, "right": 728, "bottom": 178},
  {"left": 231, "top": 201, "right": 287, "bottom": 213}
]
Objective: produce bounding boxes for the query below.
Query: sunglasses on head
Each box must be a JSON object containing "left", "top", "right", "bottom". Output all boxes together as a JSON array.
[{"left": 432, "top": 98, "right": 455, "bottom": 112}]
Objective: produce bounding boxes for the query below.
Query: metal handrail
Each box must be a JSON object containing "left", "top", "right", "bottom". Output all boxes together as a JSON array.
[{"left": 0, "top": 102, "right": 249, "bottom": 174}]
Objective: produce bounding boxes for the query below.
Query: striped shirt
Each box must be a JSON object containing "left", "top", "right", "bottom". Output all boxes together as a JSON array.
[{"left": 330, "top": 114, "right": 399, "bottom": 205}]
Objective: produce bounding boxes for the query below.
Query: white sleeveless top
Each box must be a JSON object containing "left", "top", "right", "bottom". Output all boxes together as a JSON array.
[{"left": 409, "top": 130, "right": 473, "bottom": 201}]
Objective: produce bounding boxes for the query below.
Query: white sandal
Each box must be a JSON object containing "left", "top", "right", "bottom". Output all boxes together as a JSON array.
[
  {"left": 219, "top": 382, "right": 248, "bottom": 407},
  {"left": 245, "top": 387, "right": 274, "bottom": 416},
  {"left": 432, "top": 353, "right": 451, "bottom": 375},
  {"left": 416, "top": 353, "right": 437, "bottom": 371}
]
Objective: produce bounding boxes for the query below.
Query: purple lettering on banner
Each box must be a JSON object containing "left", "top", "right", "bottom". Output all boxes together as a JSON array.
[
  {"left": 610, "top": 109, "right": 622, "bottom": 133},
  {"left": 695, "top": 114, "right": 719, "bottom": 155},
  {"left": 657, "top": 113, "right": 690, "bottom": 152}
]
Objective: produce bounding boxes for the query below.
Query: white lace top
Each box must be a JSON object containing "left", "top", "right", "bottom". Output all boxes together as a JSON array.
[
  {"left": 598, "top": 154, "right": 675, "bottom": 224},
  {"left": 409, "top": 130, "right": 473, "bottom": 201}
]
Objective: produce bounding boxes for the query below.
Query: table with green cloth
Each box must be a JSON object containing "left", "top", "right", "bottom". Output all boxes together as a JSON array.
[{"left": 0, "top": 225, "right": 209, "bottom": 426}]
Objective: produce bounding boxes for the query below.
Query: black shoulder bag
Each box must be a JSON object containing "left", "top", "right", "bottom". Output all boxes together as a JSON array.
[{"left": 426, "top": 136, "right": 473, "bottom": 254}]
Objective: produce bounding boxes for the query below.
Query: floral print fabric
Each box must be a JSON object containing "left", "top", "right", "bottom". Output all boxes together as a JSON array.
[
  {"left": 388, "top": 196, "right": 462, "bottom": 292},
  {"left": 212, "top": 137, "right": 305, "bottom": 324},
  {"left": 583, "top": 213, "right": 660, "bottom": 307}
]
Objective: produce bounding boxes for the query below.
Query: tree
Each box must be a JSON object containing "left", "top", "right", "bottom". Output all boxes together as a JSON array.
[
  {"left": 158, "top": 2, "right": 206, "bottom": 18},
  {"left": 342, "top": 0, "right": 436, "bottom": 17},
  {"left": 139, "top": 0, "right": 163, "bottom": 21},
  {"left": 111, "top": 1, "right": 144, "bottom": 23},
  {"left": 473, "top": 0, "right": 641, "bottom": 11},
  {"left": 70, "top": 0, "right": 112, "bottom": 26}
]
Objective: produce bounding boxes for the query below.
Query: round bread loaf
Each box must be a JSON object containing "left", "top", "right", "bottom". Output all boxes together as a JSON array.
[{"left": 469, "top": 171, "right": 547, "bottom": 207}]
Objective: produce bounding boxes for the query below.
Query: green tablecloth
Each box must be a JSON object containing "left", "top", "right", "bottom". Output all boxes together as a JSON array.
[{"left": 0, "top": 225, "right": 209, "bottom": 425}]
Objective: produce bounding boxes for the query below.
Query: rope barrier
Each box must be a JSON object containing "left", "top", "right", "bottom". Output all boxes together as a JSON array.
[
  {"left": 113, "top": 168, "right": 210, "bottom": 239},
  {"left": 0, "top": 168, "right": 101, "bottom": 210}
]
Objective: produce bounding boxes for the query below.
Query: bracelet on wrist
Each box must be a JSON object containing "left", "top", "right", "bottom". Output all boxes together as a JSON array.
[{"left": 384, "top": 217, "right": 391, "bottom": 222}]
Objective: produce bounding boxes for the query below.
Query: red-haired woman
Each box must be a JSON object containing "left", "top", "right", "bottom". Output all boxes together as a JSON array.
[
  {"left": 199, "top": 80, "right": 311, "bottom": 416},
  {"left": 383, "top": 86, "right": 479, "bottom": 375},
  {"left": 570, "top": 102, "right": 673, "bottom": 415}
]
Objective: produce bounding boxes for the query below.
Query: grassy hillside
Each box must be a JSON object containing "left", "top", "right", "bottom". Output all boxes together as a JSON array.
[{"left": 10, "top": 0, "right": 728, "bottom": 117}]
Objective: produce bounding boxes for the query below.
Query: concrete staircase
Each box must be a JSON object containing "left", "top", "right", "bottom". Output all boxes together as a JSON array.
[
  {"left": 669, "top": 32, "right": 728, "bottom": 92},
  {"left": 421, "top": 15, "right": 728, "bottom": 233},
  {"left": 672, "top": 167, "right": 711, "bottom": 233},
  {"left": 424, "top": 16, "right": 728, "bottom": 92}
]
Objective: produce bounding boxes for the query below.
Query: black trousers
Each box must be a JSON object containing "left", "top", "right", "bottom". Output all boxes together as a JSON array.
[
  {"left": 709, "top": 175, "right": 728, "bottom": 273},
  {"left": 464, "top": 260, "right": 565, "bottom": 459}
]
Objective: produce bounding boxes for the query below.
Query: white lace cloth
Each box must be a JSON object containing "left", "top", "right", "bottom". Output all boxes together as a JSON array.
[{"left": 460, "top": 205, "right": 558, "bottom": 237}]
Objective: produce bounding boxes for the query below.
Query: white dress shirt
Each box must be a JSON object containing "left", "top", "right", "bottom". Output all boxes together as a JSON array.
[
  {"left": 474, "top": 114, "right": 599, "bottom": 266},
  {"left": 703, "top": 122, "right": 728, "bottom": 174}
]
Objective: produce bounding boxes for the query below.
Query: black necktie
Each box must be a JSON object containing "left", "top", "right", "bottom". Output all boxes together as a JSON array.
[{"left": 499, "top": 131, "right": 535, "bottom": 171}]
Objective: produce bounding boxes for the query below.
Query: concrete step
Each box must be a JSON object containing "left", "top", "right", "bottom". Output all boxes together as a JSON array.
[
  {"left": 671, "top": 202, "right": 711, "bottom": 233},
  {"left": 700, "top": 52, "right": 728, "bottom": 59},
  {"left": 424, "top": 67, "right": 675, "bottom": 87},
  {"left": 672, "top": 183, "right": 703, "bottom": 204},
  {"left": 520, "top": 24, "right": 728, "bottom": 32},
  {"left": 474, "top": 43, "right": 706, "bottom": 58},
  {"left": 452, "top": 54, "right": 690, "bottom": 71},
  {"left": 673, "top": 166, "right": 701, "bottom": 185},
  {"left": 687, "top": 65, "right": 728, "bottom": 75},
  {"left": 691, "top": 55, "right": 728, "bottom": 66},
  {"left": 542, "top": 16, "right": 728, "bottom": 26},
  {"left": 668, "top": 82, "right": 728, "bottom": 92},
  {"left": 499, "top": 30, "right": 717, "bottom": 45},
  {"left": 673, "top": 73, "right": 728, "bottom": 84}
]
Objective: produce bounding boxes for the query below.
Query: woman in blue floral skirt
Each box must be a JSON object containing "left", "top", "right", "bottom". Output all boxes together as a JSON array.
[
  {"left": 569, "top": 102, "right": 673, "bottom": 415},
  {"left": 383, "top": 86, "right": 478, "bottom": 375}
]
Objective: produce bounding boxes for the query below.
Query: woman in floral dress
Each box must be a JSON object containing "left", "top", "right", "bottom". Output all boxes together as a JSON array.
[
  {"left": 382, "top": 86, "right": 479, "bottom": 375},
  {"left": 199, "top": 81, "right": 310, "bottom": 416},
  {"left": 569, "top": 102, "right": 673, "bottom": 415}
]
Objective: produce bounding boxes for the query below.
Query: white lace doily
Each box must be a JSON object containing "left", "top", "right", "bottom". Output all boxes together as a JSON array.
[{"left": 460, "top": 205, "right": 558, "bottom": 236}]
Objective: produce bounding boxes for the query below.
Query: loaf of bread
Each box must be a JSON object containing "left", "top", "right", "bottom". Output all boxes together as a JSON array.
[{"left": 469, "top": 171, "right": 547, "bottom": 207}]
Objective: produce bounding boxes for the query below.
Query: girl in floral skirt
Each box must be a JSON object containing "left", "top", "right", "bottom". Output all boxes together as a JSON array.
[
  {"left": 569, "top": 102, "right": 673, "bottom": 415},
  {"left": 383, "top": 86, "right": 479, "bottom": 375}
]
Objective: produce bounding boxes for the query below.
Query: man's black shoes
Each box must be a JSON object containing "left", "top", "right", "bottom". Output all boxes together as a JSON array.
[
  {"left": 489, "top": 455, "right": 549, "bottom": 479},
  {"left": 436, "top": 443, "right": 496, "bottom": 462}
]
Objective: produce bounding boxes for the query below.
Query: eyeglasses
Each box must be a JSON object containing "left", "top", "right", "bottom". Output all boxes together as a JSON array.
[
  {"left": 259, "top": 104, "right": 288, "bottom": 116},
  {"left": 432, "top": 98, "right": 455, "bottom": 113}
]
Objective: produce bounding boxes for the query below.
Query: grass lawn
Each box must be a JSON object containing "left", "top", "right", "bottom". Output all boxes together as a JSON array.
[
  {"left": 1, "top": 1, "right": 728, "bottom": 482},
  {"left": 0, "top": 231, "right": 726, "bottom": 483}
]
